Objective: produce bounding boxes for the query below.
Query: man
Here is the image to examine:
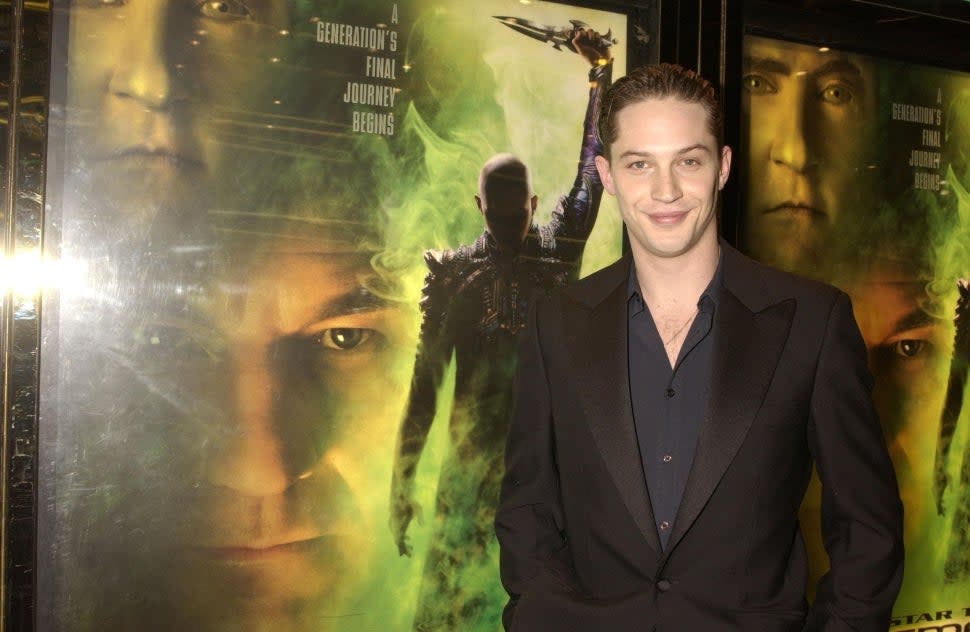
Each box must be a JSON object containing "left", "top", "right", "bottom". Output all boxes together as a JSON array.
[
  {"left": 496, "top": 63, "right": 903, "bottom": 631},
  {"left": 741, "top": 36, "right": 879, "bottom": 276},
  {"left": 48, "top": 135, "right": 417, "bottom": 632},
  {"left": 183, "top": 207, "right": 414, "bottom": 631},
  {"left": 834, "top": 187, "right": 950, "bottom": 536},
  {"left": 60, "top": 0, "right": 290, "bottom": 237},
  {"left": 390, "top": 29, "right": 612, "bottom": 631},
  {"left": 792, "top": 186, "right": 952, "bottom": 607}
]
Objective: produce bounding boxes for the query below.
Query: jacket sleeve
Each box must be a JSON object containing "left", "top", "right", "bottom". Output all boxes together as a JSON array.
[
  {"left": 495, "top": 298, "right": 568, "bottom": 631},
  {"left": 805, "top": 291, "right": 904, "bottom": 632}
]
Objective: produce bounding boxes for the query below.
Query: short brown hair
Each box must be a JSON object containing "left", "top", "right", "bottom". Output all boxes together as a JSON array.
[{"left": 597, "top": 63, "right": 723, "bottom": 158}]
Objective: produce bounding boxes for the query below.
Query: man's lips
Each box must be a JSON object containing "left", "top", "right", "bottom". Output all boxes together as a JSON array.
[
  {"left": 763, "top": 202, "right": 825, "bottom": 217},
  {"left": 647, "top": 209, "right": 690, "bottom": 224},
  {"left": 98, "top": 145, "right": 204, "bottom": 169},
  {"left": 195, "top": 535, "right": 336, "bottom": 562}
]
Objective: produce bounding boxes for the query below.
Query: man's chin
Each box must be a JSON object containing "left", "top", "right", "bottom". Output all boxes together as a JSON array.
[
  {"left": 170, "top": 537, "right": 366, "bottom": 631},
  {"left": 66, "top": 164, "right": 209, "bottom": 229},
  {"left": 745, "top": 215, "right": 828, "bottom": 274},
  {"left": 170, "top": 595, "right": 359, "bottom": 632}
]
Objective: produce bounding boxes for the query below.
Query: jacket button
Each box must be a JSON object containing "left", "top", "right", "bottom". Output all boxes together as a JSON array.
[{"left": 657, "top": 579, "right": 672, "bottom": 592}]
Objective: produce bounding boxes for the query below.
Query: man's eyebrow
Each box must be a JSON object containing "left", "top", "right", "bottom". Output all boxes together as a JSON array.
[
  {"left": 813, "top": 58, "right": 863, "bottom": 82},
  {"left": 314, "top": 286, "right": 393, "bottom": 321},
  {"left": 617, "top": 145, "right": 713, "bottom": 160},
  {"left": 677, "top": 144, "right": 713, "bottom": 155},
  {"left": 744, "top": 55, "right": 863, "bottom": 84},
  {"left": 743, "top": 55, "right": 789, "bottom": 75},
  {"left": 890, "top": 307, "right": 941, "bottom": 336}
]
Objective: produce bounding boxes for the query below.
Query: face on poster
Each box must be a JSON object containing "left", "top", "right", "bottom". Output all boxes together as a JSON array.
[
  {"left": 740, "top": 35, "right": 880, "bottom": 276},
  {"left": 40, "top": 1, "right": 629, "bottom": 630},
  {"left": 740, "top": 34, "right": 970, "bottom": 624},
  {"left": 62, "top": 0, "right": 289, "bottom": 233}
]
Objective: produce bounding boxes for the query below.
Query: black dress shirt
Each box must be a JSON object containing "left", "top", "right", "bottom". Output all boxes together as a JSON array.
[{"left": 627, "top": 259, "right": 721, "bottom": 549}]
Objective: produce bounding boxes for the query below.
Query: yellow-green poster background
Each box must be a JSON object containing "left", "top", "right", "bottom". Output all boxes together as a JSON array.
[{"left": 37, "top": 1, "right": 630, "bottom": 631}]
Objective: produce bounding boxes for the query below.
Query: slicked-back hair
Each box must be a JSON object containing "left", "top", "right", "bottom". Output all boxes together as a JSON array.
[{"left": 597, "top": 63, "right": 723, "bottom": 159}]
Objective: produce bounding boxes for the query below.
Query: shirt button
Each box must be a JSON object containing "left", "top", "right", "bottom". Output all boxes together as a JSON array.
[
  {"left": 657, "top": 579, "right": 672, "bottom": 592},
  {"left": 662, "top": 454, "right": 672, "bottom": 463},
  {"left": 665, "top": 388, "right": 675, "bottom": 398},
  {"left": 659, "top": 520, "right": 670, "bottom": 531}
]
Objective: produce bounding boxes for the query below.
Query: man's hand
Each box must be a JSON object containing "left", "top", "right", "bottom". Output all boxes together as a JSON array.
[
  {"left": 389, "top": 494, "right": 423, "bottom": 557},
  {"left": 572, "top": 28, "right": 612, "bottom": 68}
]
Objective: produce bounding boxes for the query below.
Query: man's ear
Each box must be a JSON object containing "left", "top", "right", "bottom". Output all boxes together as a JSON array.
[
  {"left": 718, "top": 145, "right": 732, "bottom": 191},
  {"left": 594, "top": 155, "right": 616, "bottom": 195},
  {"left": 530, "top": 195, "right": 538, "bottom": 212},
  {"left": 475, "top": 195, "right": 485, "bottom": 214}
]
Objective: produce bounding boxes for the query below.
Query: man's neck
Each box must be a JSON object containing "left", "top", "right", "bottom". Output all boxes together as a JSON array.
[{"left": 632, "top": 236, "right": 720, "bottom": 309}]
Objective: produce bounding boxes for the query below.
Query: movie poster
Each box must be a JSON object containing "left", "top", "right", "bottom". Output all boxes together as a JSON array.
[
  {"left": 739, "top": 35, "right": 970, "bottom": 631},
  {"left": 36, "top": 1, "right": 633, "bottom": 631}
]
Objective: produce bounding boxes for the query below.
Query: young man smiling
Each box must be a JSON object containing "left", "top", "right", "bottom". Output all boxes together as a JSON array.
[{"left": 496, "top": 63, "right": 903, "bottom": 632}]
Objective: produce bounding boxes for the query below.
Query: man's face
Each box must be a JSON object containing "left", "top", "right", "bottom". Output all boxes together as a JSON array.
[
  {"left": 152, "top": 247, "right": 412, "bottom": 628},
  {"left": 65, "top": 0, "right": 290, "bottom": 224},
  {"left": 841, "top": 263, "right": 948, "bottom": 530},
  {"left": 741, "top": 37, "right": 876, "bottom": 273},
  {"left": 595, "top": 97, "right": 730, "bottom": 262},
  {"left": 478, "top": 189, "right": 536, "bottom": 251}
]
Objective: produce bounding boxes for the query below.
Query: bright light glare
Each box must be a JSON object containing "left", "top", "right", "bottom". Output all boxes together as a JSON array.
[{"left": 0, "top": 250, "right": 87, "bottom": 296}]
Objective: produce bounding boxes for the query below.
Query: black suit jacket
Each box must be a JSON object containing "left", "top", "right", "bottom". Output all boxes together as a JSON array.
[{"left": 496, "top": 244, "right": 903, "bottom": 631}]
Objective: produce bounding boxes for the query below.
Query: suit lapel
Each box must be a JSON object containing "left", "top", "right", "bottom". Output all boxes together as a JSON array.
[
  {"left": 565, "top": 258, "right": 662, "bottom": 555},
  {"left": 665, "top": 248, "right": 795, "bottom": 554}
]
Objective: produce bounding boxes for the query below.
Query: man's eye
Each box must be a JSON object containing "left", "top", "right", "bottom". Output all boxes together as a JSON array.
[
  {"left": 890, "top": 339, "right": 927, "bottom": 358},
  {"left": 628, "top": 160, "right": 646, "bottom": 170},
  {"left": 820, "top": 82, "right": 853, "bottom": 104},
  {"left": 317, "top": 328, "right": 374, "bottom": 351},
  {"left": 195, "top": 0, "right": 252, "bottom": 21},
  {"left": 682, "top": 158, "right": 700, "bottom": 167},
  {"left": 742, "top": 73, "right": 776, "bottom": 95}
]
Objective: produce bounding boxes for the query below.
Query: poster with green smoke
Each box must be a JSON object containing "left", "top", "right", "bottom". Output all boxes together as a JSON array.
[
  {"left": 36, "top": 1, "right": 634, "bottom": 631},
  {"left": 739, "top": 35, "right": 970, "bottom": 631}
]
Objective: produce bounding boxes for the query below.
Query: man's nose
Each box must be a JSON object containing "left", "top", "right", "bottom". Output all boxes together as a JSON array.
[
  {"left": 652, "top": 166, "right": 683, "bottom": 203},
  {"left": 769, "top": 87, "right": 813, "bottom": 173},
  {"left": 106, "top": 0, "right": 186, "bottom": 110},
  {"left": 206, "top": 350, "right": 315, "bottom": 497}
]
